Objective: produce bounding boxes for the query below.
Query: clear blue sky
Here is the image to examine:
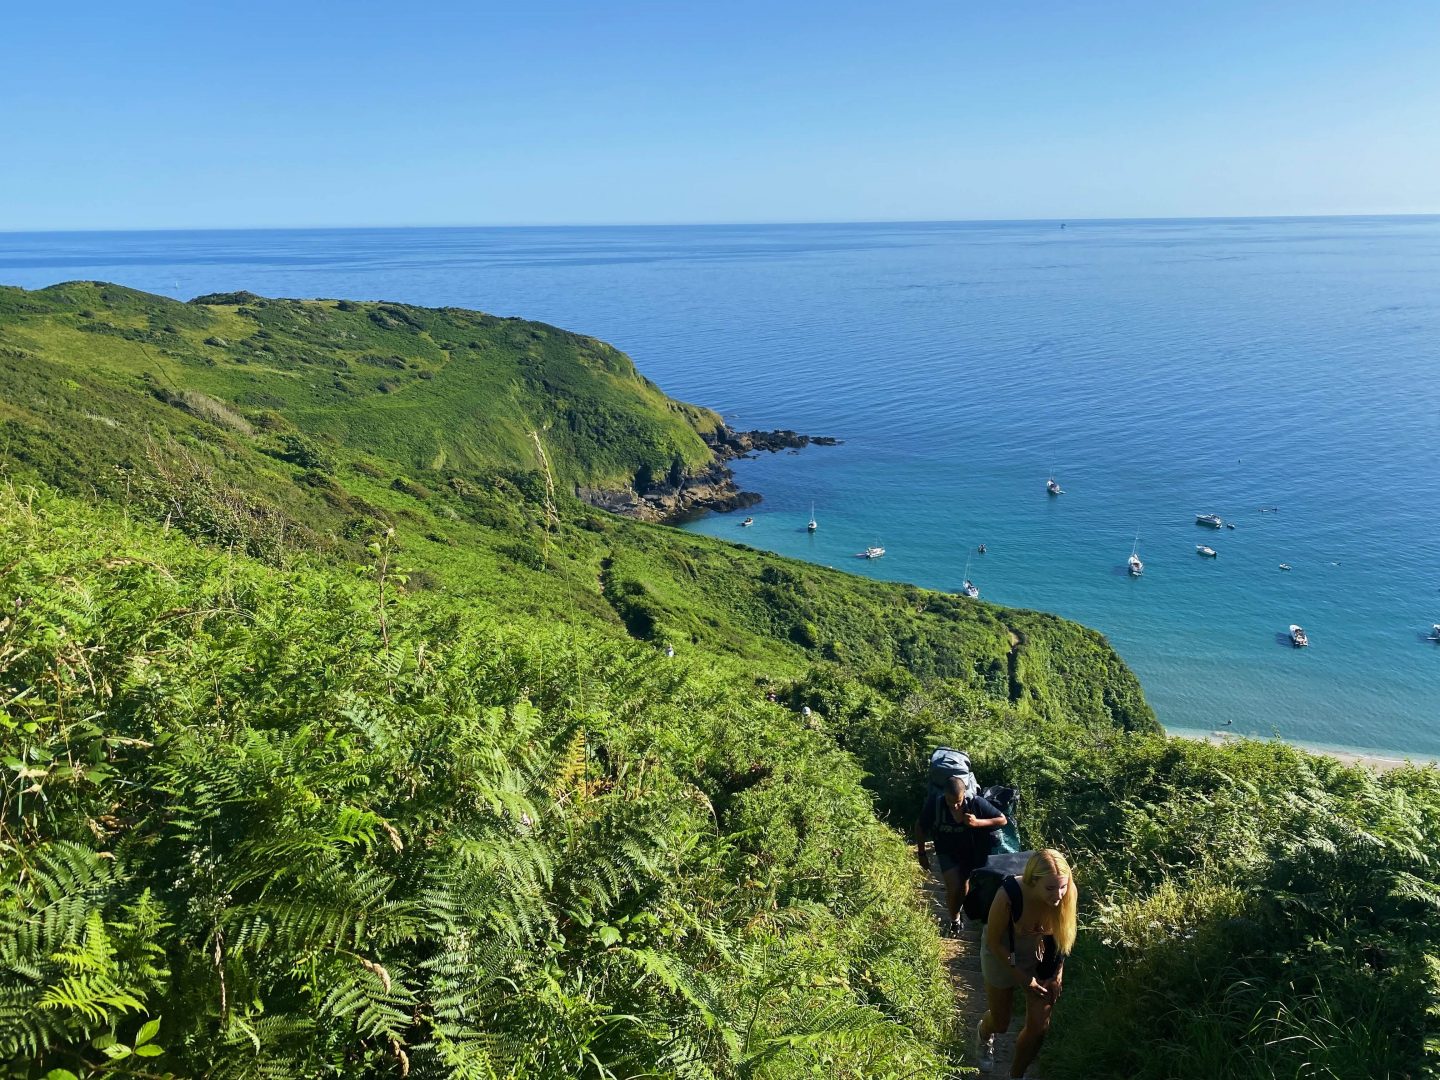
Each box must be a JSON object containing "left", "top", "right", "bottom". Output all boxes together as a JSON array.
[{"left": 4, "top": 0, "right": 1438, "bottom": 229}]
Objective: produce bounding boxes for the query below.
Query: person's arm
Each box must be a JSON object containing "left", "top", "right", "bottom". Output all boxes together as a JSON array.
[{"left": 962, "top": 796, "right": 1007, "bottom": 830}]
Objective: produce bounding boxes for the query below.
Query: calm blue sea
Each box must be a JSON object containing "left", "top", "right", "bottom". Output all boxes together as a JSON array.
[{"left": 3, "top": 219, "right": 1439, "bottom": 758}]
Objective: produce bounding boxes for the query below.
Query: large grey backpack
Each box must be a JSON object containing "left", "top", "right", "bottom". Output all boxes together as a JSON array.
[{"left": 928, "top": 747, "right": 978, "bottom": 798}]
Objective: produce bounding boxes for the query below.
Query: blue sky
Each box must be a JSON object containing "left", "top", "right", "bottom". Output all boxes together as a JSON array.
[{"left": 3, "top": 0, "right": 1438, "bottom": 229}]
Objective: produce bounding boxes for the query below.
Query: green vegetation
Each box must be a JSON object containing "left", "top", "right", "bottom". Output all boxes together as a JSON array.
[{"left": 1, "top": 283, "right": 1435, "bottom": 1079}]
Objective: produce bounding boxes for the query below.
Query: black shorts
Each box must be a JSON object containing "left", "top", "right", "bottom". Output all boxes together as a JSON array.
[{"left": 936, "top": 849, "right": 980, "bottom": 877}]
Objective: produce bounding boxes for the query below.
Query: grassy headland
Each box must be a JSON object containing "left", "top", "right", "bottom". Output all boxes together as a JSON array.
[{"left": 0, "top": 284, "right": 1434, "bottom": 1079}]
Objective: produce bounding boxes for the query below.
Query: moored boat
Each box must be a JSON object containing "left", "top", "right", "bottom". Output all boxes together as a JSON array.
[
  {"left": 1278, "top": 563, "right": 1292, "bottom": 571},
  {"left": 741, "top": 517, "right": 754, "bottom": 527},
  {"left": 807, "top": 502, "right": 818, "bottom": 532},
  {"left": 1047, "top": 477, "right": 1064, "bottom": 496},
  {"left": 858, "top": 546, "right": 886, "bottom": 559},
  {"left": 1430, "top": 624, "right": 1440, "bottom": 642},
  {"left": 1196, "top": 545, "right": 1218, "bottom": 558},
  {"left": 1289, "top": 624, "right": 1310, "bottom": 647},
  {"left": 1128, "top": 532, "right": 1143, "bottom": 576},
  {"left": 962, "top": 579, "right": 980, "bottom": 599},
  {"left": 1196, "top": 514, "right": 1224, "bottom": 528}
]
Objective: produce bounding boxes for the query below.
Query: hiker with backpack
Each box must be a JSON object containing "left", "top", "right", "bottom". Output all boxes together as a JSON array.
[
  {"left": 914, "top": 752, "right": 1007, "bottom": 937},
  {"left": 974, "top": 848, "right": 1078, "bottom": 1077}
]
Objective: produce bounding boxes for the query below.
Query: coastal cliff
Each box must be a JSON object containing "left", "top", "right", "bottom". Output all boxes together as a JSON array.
[{"left": 2, "top": 282, "right": 1430, "bottom": 1080}]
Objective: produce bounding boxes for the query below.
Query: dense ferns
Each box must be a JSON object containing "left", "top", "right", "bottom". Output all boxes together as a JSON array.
[{"left": 0, "top": 484, "right": 951, "bottom": 1079}]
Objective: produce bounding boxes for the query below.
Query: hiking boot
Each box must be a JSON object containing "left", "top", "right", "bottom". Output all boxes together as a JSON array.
[
  {"left": 945, "top": 916, "right": 962, "bottom": 937},
  {"left": 975, "top": 1018, "right": 995, "bottom": 1072}
]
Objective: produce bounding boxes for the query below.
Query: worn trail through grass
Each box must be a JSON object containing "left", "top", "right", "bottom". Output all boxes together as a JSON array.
[{"left": 923, "top": 874, "right": 1037, "bottom": 1079}]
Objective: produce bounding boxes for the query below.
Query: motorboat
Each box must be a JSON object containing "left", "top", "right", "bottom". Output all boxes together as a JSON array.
[
  {"left": 962, "top": 579, "right": 980, "bottom": 599},
  {"left": 741, "top": 517, "right": 754, "bottom": 527},
  {"left": 1278, "top": 563, "right": 1292, "bottom": 571},
  {"left": 859, "top": 546, "right": 886, "bottom": 559},
  {"left": 1047, "top": 478, "right": 1064, "bottom": 496},
  {"left": 1196, "top": 545, "right": 1218, "bottom": 558},
  {"left": 1289, "top": 624, "right": 1310, "bottom": 647},
  {"left": 1196, "top": 514, "right": 1224, "bottom": 528}
]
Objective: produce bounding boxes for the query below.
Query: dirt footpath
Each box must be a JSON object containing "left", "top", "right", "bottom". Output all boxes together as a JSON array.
[{"left": 923, "top": 876, "right": 1035, "bottom": 1079}]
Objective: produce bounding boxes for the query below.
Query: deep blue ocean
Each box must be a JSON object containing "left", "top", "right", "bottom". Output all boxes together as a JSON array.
[{"left": 3, "top": 218, "right": 1439, "bottom": 758}]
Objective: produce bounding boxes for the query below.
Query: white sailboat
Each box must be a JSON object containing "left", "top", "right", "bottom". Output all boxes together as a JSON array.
[
  {"left": 961, "top": 555, "right": 979, "bottom": 598},
  {"left": 807, "top": 502, "right": 818, "bottom": 532},
  {"left": 1128, "top": 533, "right": 1144, "bottom": 577}
]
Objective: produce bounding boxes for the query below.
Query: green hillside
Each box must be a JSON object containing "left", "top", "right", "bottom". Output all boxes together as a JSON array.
[
  {"left": 1, "top": 284, "right": 1436, "bottom": 1080},
  {"left": 0, "top": 281, "right": 720, "bottom": 492}
]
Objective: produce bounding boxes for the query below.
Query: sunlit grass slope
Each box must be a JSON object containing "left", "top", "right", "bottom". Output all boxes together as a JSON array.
[{"left": 6, "top": 282, "right": 1431, "bottom": 1079}]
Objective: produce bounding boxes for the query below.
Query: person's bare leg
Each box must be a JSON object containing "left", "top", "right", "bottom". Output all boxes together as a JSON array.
[
  {"left": 941, "top": 867, "right": 964, "bottom": 920},
  {"left": 979, "top": 981, "right": 1013, "bottom": 1042},
  {"left": 1010, "top": 988, "right": 1053, "bottom": 1077}
]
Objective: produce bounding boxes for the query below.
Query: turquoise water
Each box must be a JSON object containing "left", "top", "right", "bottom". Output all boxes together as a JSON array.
[{"left": 3, "top": 218, "right": 1439, "bottom": 756}]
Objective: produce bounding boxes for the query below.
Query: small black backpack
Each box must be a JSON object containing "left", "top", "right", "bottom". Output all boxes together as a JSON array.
[{"left": 962, "top": 850, "right": 1033, "bottom": 922}]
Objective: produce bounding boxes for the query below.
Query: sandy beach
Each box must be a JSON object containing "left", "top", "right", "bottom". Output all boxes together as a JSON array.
[{"left": 1188, "top": 731, "right": 1436, "bottom": 774}]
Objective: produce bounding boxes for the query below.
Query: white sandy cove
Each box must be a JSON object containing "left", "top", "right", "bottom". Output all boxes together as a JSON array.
[{"left": 1184, "top": 732, "right": 1438, "bottom": 774}]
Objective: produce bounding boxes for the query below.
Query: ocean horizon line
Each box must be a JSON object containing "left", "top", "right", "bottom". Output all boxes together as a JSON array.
[{"left": 4, "top": 211, "right": 1440, "bottom": 238}]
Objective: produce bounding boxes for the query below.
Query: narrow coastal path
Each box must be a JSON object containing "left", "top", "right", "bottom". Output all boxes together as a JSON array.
[{"left": 923, "top": 875, "right": 1035, "bottom": 1079}]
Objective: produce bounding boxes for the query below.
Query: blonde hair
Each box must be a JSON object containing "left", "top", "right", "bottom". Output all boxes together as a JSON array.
[{"left": 1023, "top": 849, "right": 1078, "bottom": 955}]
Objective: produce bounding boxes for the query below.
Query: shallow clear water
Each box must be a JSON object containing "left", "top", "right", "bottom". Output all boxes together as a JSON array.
[{"left": 3, "top": 218, "right": 1438, "bottom": 756}]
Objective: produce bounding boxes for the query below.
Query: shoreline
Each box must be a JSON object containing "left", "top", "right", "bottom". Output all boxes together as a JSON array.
[{"left": 1172, "top": 728, "right": 1437, "bottom": 774}]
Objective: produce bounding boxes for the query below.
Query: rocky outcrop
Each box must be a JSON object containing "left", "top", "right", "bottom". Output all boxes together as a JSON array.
[
  {"left": 577, "top": 425, "right": 839, "bottom": 524},
  {"left": 707, "top": 428, "right": 840, "bottom": 462}
]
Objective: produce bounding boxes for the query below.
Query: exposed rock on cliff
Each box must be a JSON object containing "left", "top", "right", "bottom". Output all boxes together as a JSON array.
[{"left": 577, "top": 425, "right": 839, "bottom": 523}]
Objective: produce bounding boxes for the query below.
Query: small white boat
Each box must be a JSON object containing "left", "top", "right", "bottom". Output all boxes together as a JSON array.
[
  {"left": 741, "top": 517, "right": 754, "bottom": 527},
  {"left": 1047, "top": 477, "right": 1064, "bottom": 496},
  {"left": 1278, "top": 563, "right": 1292, "bottom": 571},
  {"left": 807, "top": 502, "right": 818, "bottom": 532},
  {"left": 1196, "top": 545, "right": 1218, "bottom": 558},
  {"left": 1289, "top": 624, "right": 1310, "bottom": 648},
  {"left": 1430, "top": 624, "right": 1440, "bottom": 642},
  {"left": 1128, "top": 533, "right": 1143, "bottom": 576},
  {"left": 859, "top": 546, "right": 886, "bottom": 559},
  {"left": 962, "top": 579, "right": 980, "bottom": 599},
  {"left": 1196, "top": 514, "right": 1224, "bottom": 528}
]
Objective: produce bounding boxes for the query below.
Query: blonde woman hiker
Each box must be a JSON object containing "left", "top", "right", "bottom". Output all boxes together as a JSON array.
[{"left": 976, "top": 849, "right": 1077, "bottom": 1077}]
